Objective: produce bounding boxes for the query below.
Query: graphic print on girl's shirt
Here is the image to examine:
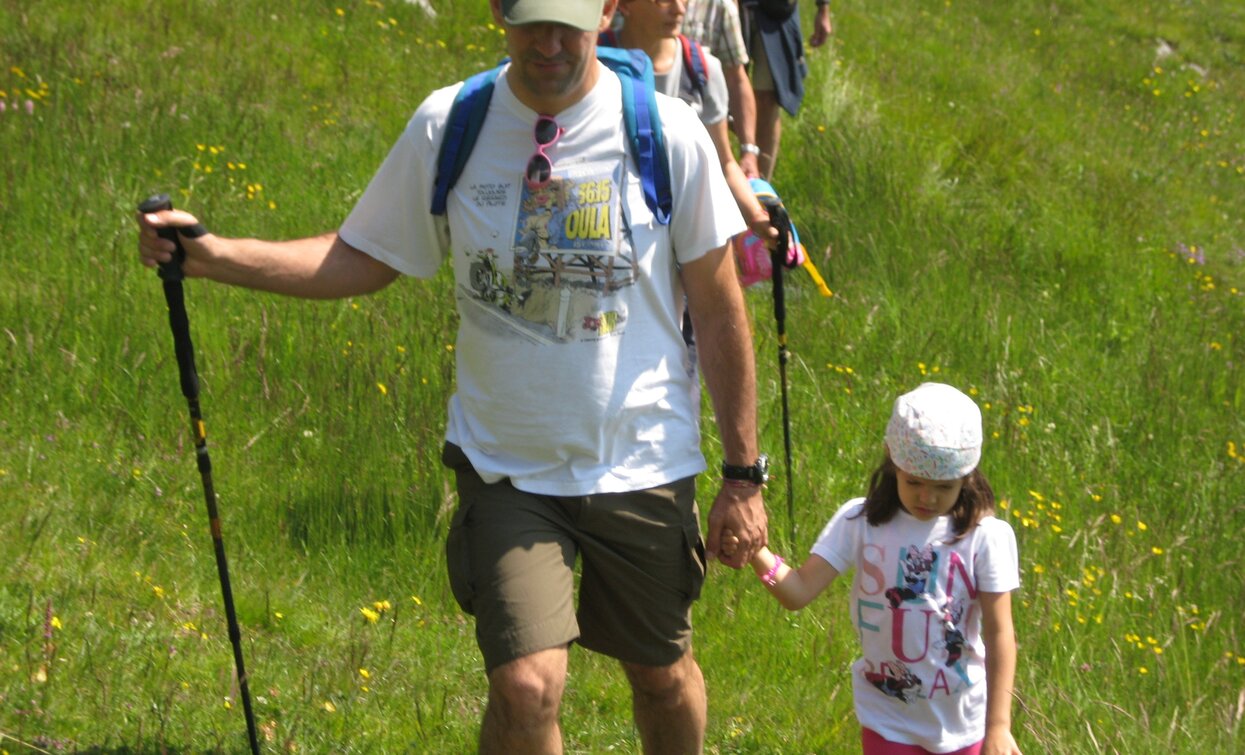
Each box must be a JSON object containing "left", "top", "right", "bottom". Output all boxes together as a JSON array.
[{"left": 858, "top": 538, "right": 980, "bottom": 705}]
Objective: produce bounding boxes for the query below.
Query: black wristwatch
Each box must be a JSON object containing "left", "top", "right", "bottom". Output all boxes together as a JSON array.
[{"left": 721, "top": 454, "right": 769, "bottom": 486}]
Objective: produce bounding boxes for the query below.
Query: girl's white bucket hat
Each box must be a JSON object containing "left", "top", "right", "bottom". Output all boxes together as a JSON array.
[{"left": 886, "top": 382, "right": 983, "bottom": 480}]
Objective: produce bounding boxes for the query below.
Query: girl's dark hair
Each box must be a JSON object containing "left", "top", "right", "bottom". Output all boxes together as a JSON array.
[{"left": 854, "top": 450, "right": 996, "bottom": 541}]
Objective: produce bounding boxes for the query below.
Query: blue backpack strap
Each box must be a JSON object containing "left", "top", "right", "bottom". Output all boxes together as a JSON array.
[
  {"left": 597, "top": 46, "right": 673, "bottom": 225},
  {"left": 433, "top": 50, "right": 672, "bottom": 226},
  {"left": 678, "top": 35, "right": 708, "bottom": 95},
  {"left": 431, "top": 64, "right": 502, "bottom": 216}
]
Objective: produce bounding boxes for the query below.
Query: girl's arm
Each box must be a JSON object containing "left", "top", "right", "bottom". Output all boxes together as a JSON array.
[
  {"left": 980, "top": 590, "right": 1023, "bottom": 755},
  {"left": 749, "top": 546, "right": 839, "bottom": 610}
]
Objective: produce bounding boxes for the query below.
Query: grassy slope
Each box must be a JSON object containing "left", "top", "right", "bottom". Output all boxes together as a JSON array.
[{"left": 0, "top": 0, "right": 1242, "bottom": 751}]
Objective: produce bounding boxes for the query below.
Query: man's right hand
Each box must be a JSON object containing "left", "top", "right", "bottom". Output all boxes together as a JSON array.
[{"left": 136, "top": 208, "right": 213, "bottom": 276}]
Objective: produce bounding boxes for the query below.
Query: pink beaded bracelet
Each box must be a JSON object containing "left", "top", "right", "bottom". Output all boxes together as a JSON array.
[{"left": 760, "top": 555, "right": 784, "bottom": 586}]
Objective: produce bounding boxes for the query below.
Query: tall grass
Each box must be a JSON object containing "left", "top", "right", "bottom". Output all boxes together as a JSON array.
[{"left": 1, "top": 0, "right": 1242, "bottom": 752}]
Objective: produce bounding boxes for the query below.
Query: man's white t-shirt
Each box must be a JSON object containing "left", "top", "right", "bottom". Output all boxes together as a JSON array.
[
  {"left": 340, "top": 62, "right": 744, "bottom": 496},
  {"left": 811, "top": 499, "right": 1021, "bottom": 752}
]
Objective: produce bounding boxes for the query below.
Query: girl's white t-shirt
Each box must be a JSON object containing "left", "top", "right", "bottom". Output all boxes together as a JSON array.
[
  {"left": 339, "top": 62, "right": 744, "bottom": 496},
  {"left": 811, "top": 498, "right": 1020, "bottom": 753}
]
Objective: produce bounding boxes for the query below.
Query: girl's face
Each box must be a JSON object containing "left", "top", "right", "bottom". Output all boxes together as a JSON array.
[{"left": 895, "top": 467, "right": 965, "bottom": 521}]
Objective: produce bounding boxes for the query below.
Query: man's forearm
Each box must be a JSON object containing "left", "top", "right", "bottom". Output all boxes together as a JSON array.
[
  {"left": 204, "top": 233, "right": 399, "bottom": 299},
  {"left": 687, "top": 249, "right": 759, "bottom": 464}
]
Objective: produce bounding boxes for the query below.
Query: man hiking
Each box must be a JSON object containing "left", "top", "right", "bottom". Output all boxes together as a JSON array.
[{"left": 136, "top": 1, "right": 768, "bottom": 752}]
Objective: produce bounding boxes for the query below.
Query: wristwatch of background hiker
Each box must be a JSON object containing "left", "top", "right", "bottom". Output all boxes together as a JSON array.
[{"left": 722, "top": 454, "right": 769, "bottom": 486}]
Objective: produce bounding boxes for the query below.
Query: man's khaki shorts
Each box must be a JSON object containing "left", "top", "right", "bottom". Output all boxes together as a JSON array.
[
  {"left": 443, "top": 443, "right": 706, "bottom": 673},
  {"left": 750, "top": 26, "right": 777, "bottom": 93}
]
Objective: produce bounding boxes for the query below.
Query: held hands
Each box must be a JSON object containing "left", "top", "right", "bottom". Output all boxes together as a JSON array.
[{"left": 706, "top": 483, "right": 767, "bottom": 569}]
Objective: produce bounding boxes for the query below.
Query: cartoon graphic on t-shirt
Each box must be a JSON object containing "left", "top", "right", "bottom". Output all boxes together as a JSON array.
[
  {"left": 885, "top": 543, "right": 938, "bottom": 608},
  {"left": 459, "top": 162, "right": 635, "bottom": 343},
  {"left": 938, "top": 599, "right": 967, "bottom": 667},
  {"left": 864, "top": 660, "right": 923, "bottom": 703},
  {"left": 857, "top": 541, "right": 982, "bottom": 705},
  {"left": 468, "top": 248, "right": 526, "bottom": 312}
]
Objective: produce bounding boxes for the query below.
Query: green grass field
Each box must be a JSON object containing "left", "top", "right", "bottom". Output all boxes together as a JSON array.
[{"left": 2, "top": 0, "right": 1243, "bottom": 752}]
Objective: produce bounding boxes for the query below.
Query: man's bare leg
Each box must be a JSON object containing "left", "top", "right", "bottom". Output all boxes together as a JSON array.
[
  {"left": 756, "top": 90, "right": 782, "bottom": 180},
  {"left": 480, "top": 646, "right": 569, "bottom": 755},
  {"left": 622, "top": 649, "right": 706, "bottom": 755}
]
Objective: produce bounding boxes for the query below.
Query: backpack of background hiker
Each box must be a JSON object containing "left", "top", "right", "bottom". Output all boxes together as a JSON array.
[
  {"left": 431, "top": 47, "right": 672, "bottom": 225},
  {"left": 734, "top": 178, "right": 831, "bottom": 296},
  {"left": 597, "top": 30, "right": 710, "bottom": 96}
]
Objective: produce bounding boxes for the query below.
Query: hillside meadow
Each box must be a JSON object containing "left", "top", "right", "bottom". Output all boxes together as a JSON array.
[{"left": 1, "top": 0, "right": 1242, "bottom": 752}]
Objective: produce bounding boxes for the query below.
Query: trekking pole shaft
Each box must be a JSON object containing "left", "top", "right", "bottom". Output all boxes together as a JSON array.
[
  {"left": 141, "top": 195, "right": 262, "bottom": 754},
  {"left": 770, "top": 241, "right": 796, "bottom": 547},
  {"left": 777, "top": 340, "right": 794, "bottom": 545}
]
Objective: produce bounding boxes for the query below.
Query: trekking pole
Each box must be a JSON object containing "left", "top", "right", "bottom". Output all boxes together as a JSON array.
[
  {"left": 758, "top": 195, "right": 797, "bottom": 546},
  {"left": 138, "top": 194, "right": 261, "bottom": 755}
]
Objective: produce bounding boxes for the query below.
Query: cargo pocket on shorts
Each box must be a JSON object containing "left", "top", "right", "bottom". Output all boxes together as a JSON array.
[
  {"left": 442, "top": 443, "right": 477, "bottom": 615},
  {"left": 681, "top": 495, "right": 707, "bottom": 603},
  {"left": 445, "top": 496, "right": 476, "bottom": 615}
]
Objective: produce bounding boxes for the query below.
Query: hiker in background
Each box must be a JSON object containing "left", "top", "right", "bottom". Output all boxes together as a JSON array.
[
  {"left": 606, "top": 0, "right": 773, "bottom": 243},
  {"left": 725, "top": 383, "right": 1023, "bottom": 755},
  {"left": 136, "top": 0, "right": 769, "bottom": 752},
  {"left": 604, "top": 0, "right": 777, "bottom": 368},
  {"left": 741, "top": 0, "right": 833, "bottom": 178},
  {"left": 679, "top": 0, "right": 762, "bottom": 179}
]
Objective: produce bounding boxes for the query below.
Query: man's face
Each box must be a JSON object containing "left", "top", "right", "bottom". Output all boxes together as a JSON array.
[
  {"left": 490, "top": 1, "right": 614, "bottom": 113},
  {"left": 506, "top": 21, "right": 599, "bottom": 108}
]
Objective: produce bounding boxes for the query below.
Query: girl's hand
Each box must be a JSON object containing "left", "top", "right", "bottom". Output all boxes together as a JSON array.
[{"left": 981, "top": 727, "right": 1021, "bottom": 755}]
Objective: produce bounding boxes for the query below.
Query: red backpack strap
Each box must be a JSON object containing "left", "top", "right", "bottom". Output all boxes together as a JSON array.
[{"left": 678, "top": 34, "right": 709, "bottom": 94}]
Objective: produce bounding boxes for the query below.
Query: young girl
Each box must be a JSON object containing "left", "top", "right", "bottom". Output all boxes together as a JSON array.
[{"left": 735, "top": 383, "right": 1022, "bottom": 754}]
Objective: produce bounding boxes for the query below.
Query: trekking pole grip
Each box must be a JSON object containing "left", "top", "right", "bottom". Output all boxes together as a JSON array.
[{"left": 137, "top": 193, "right": 208, "bottom": 282}]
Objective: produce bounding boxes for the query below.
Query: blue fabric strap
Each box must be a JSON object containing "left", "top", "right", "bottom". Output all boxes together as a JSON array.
[
  {"left": 433, "top": 49, "right": 672, "bottom": 225},
  {"left": 679, "top": 35, "right": 708, "bottom": 94},
  {"left": 431, "top": 66, "right": 501, "bottom": 216},
  {"left": 597, "top": 46, "right": 672, "bottom": 225}
]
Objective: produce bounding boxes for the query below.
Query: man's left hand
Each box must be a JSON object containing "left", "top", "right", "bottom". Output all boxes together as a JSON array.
[{"left": 706, "top": 484, "right": 767, "bottom": 569}]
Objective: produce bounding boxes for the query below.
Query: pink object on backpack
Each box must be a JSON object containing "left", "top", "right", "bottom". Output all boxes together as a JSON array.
[
  {"left": 734, "top": 229, "right": 806, "bottom": 287},
  {"left": 734, "top": 177, "right": 807, "bottom": 287}
]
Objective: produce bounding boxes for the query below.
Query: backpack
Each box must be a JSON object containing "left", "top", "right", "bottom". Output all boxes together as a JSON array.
[
  {"left": 734, "top": 178, "right": 832, "bottom": 296},
  {"left": 597, "top": 30, "right": 709, "bottom": 96},
  {"left": 431, "top": 47, "right": 672, "bottom": 225}
]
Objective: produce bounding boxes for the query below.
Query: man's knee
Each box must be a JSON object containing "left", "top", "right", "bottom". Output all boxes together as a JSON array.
[
  {"left": 622, "top": 650, "right": 701, "bottom": 701},
  {"left": 487, "top": 648, "right": 568, "bottom": 723}
]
